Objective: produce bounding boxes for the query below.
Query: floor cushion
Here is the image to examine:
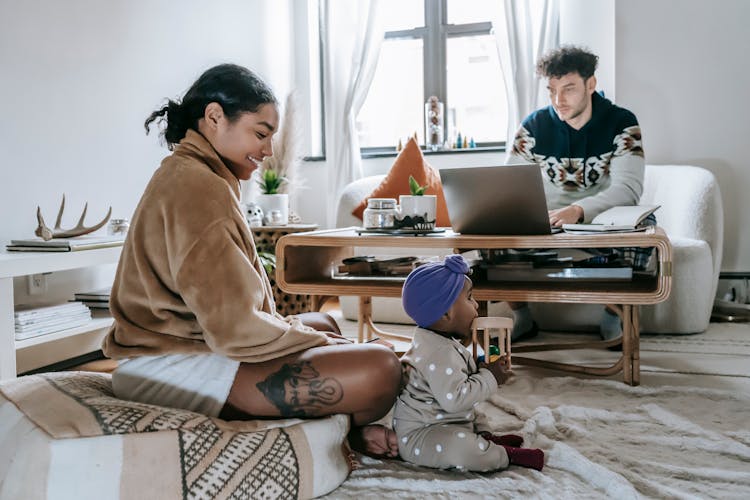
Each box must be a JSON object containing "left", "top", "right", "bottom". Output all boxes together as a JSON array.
[{"left": 0, "top": 372, "right": 351, "bottom": 499}]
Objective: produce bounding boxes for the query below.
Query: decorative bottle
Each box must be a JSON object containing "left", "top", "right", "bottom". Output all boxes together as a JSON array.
[{"left": 424, "top": 96, "right": 444, "bottom": 151}]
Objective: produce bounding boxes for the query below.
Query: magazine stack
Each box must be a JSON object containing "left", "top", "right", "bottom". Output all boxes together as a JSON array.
[
  {"left": 14, "top": 302, "right": 92, "bottom": 341},
  {"left": 72, "top": 288, "right": 111, "bottom": 311}
]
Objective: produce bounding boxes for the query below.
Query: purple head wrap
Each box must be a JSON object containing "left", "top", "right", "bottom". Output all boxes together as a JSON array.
[{"left": 402, "top": 254, "right": 470, "bottom": 328}]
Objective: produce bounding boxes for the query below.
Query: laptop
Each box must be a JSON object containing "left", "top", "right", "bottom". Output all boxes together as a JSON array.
[{"left": 439, "top": 164, "right": 556, "bottom": 235}]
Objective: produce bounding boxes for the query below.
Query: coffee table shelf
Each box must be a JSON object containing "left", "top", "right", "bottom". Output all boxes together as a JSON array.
[{"left": 276, "top": 227, "right": 672, "bottom": 385}]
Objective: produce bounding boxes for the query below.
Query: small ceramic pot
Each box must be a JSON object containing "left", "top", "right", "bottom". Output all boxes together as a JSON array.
[
  {"left": 257, "top": 193, "right": 289, "bottom": 226},
  {"left": 396, "top": 195, "right": 437, "bottom": 229}
]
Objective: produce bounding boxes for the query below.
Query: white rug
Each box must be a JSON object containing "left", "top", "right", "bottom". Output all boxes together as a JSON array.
[
  {"left": 325, "top": 315, "right": 750, "bottom": 499},
  {"left": 325, "top": 373, "right": 750, "bottom": 499}
]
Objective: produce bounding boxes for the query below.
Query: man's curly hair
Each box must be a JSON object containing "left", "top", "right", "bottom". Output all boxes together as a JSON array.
[{"left": 536, "top": 46, "right": 598, "bottom": 79}]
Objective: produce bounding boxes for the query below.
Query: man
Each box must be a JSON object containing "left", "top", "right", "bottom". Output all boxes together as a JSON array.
[{"left": 505, "top": 45, "right": 645, "bottom": 344}]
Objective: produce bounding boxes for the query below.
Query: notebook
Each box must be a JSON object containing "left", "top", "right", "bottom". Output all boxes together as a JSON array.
[
  {"left": 439, "top": 164, "right": 554, "bottom": 235},
  {"left": 562, "top": 204, "right": 660, "bottom": 233}
]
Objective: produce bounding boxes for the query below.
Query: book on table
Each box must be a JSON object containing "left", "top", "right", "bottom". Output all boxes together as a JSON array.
[
  {"left": 334, "top": 256, "right": 440, "bottom": 278},
  {"left": 485, "top": 263, "right": 633, "bottom": 282},
  {"left": 71, "top": 287, "right": 112, "bottom": 310},
  {"left": 562, "top": 205, "right": 660, "bottom": 233},
  {"left": 75, "top": 300, "right": 110, "bottom": 310},
  {"left": 482, "top": 248, "right": 633, "bottom": 282},
  {"left": 6, "top": 235, "right": 125, "bottom": 252},
  {"left": 73, "top": 287, "right": 111, "bottom": 301}
]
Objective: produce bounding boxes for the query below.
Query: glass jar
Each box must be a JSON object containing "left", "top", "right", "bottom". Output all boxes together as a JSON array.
[
  {"left": 363, "top": 198, "right": 398, "bottom": 229},
  {"left": 107, "top": 218, "right": 130, "bottom": 237}
]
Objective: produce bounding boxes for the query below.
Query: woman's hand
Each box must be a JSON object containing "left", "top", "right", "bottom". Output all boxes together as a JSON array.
[{"left": 480, "top": 355, "right": 513, "bottom": 385}]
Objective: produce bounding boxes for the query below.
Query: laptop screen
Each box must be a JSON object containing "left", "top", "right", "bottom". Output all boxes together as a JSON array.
[{"left": 439, "top": 164, "right": 552, "bottom": 235}]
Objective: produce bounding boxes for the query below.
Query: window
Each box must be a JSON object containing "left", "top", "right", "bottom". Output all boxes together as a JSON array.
[{"left": 356, "top": 0, "right": 507, "bottom": 152}]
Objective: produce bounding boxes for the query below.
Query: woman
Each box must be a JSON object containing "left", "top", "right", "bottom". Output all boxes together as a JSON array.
[{"left": 103, "top": 64, "right": 401, "bottom": 458}]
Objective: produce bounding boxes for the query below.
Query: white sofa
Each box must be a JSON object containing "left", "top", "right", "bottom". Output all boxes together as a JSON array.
[{"left": 336, "top": 164, "right": 724, "bottom": 334}]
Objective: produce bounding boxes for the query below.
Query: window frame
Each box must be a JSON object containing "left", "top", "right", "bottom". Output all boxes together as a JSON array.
[{"left": 360, "top": 0, "right": 504, "bottom": 155}]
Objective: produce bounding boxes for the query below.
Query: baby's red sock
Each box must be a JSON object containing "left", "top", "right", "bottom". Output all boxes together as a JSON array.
[
  {"left": 479, "top": 431, "right": 524, "bottom": 447},
  {"left": 501, "top": 445, "right": 544, "bottom": 471}
]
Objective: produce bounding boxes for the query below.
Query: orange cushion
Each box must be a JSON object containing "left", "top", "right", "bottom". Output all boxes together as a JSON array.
[{"left": 352, "top": 137, "right": 451, "bottom": 226}]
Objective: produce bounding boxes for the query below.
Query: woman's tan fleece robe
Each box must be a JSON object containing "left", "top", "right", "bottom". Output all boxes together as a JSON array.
[{"left": 102, "top": 130, "right": 329, "bottom": 363}]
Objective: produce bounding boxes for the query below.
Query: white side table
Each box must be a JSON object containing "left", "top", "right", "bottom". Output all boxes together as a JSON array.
[{"left": 0, "top": 247, "right": 121, "bottom": 380}]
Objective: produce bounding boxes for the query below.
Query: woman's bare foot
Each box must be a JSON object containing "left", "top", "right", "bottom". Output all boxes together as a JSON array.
[{"left": 348, "top": 424, "right": 399, "bottom": 459}]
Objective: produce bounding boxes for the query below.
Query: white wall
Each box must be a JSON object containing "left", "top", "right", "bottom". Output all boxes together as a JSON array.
[
  {"left": 615, "top": 0, "right": 748, "bottom": 270},
  {"left": 560, "top": 0, "right": 746, "bottom": 271},
  {"left": 0, "top": 0, "right": 295, "bottom": 304},
  {"left": 560, "top": 0, "right": 615, "bottom": 100}
]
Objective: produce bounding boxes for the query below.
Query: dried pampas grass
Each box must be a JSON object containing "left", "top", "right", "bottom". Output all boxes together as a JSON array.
[{"left": 258, "top": 92, "right": 304, "bottom": 195}]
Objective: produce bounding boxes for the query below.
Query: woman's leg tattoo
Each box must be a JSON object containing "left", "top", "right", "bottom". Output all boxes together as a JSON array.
[{"left": 256, "top": 361, "right": 343, "bottom": 417}]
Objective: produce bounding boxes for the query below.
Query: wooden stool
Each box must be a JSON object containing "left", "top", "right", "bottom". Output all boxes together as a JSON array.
[{"left": 471, "top": 316, "right": 513, "bottom": 364}]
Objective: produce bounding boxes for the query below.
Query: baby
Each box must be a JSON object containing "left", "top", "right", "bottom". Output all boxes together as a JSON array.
[{"left": 394, "top": 254, "right": 544, "bottom": 472}]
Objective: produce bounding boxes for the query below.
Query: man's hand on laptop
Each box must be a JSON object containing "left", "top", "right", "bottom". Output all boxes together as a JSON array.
[{"left": 549, "top": 205, "right": 584, "bottom": 227}]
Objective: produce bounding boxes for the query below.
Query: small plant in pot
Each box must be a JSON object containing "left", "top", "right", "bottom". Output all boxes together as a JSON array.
[
  {"left": 395, "top": 175, "right": 437, "bottom": 230},
  {"left": 256, "top": 167, "right": 289, "bottom": 225}
]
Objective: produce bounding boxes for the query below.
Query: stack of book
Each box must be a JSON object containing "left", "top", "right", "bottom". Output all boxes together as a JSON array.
[
  {"left": 332, "top": 255, "right": 442, "bottom": 282},
  {"left": 481, "top": 248, "right": 633, "bottom": 282},
  {"left": 336, "top": 256, "right": 435, "bottom": 277},
  {"left": 14, "top": 302, "right": 92, "bottom": 341},
  {"left": 73, "top": 287, "right": 111, "bottom": 310},
  {"left": 485, "top": 263, "right": 633, "bottom": 282},
  {"left": 5, "top": 235, "right": 125, "bottom": 252}
]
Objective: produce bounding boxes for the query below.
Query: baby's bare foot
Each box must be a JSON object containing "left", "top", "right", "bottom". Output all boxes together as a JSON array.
[{"left": 348, "top": 424, "right": 399, "bottom": 458}]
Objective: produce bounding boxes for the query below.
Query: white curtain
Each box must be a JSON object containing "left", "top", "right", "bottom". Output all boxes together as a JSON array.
[
  {"left": 493, "top": 0, "right": 560, "bottom": 148},
  {"left": 320, "top": 0, "right": 385, "bottom": 226}
]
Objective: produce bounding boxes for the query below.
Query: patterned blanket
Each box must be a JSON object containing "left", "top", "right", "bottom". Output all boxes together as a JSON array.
[{"left": 0, "top": 372, "right": 350, "bottom": 499}]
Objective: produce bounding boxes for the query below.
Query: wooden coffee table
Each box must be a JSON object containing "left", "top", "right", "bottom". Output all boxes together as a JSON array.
[{"left": 275, "top": 227, "right": 672, "bottom": 385}]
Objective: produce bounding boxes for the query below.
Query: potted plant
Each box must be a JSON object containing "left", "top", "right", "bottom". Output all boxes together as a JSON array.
[
  {"left": 396, "top": 175, "right": 437, "bottom": 229},
  {"left": 256, "top": 167, "right": 289, "bottom": 225}
]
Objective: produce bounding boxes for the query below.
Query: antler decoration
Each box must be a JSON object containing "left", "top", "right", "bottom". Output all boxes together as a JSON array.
[{"left": 35, "top": 194, "right": 112, "bottom": 241}]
